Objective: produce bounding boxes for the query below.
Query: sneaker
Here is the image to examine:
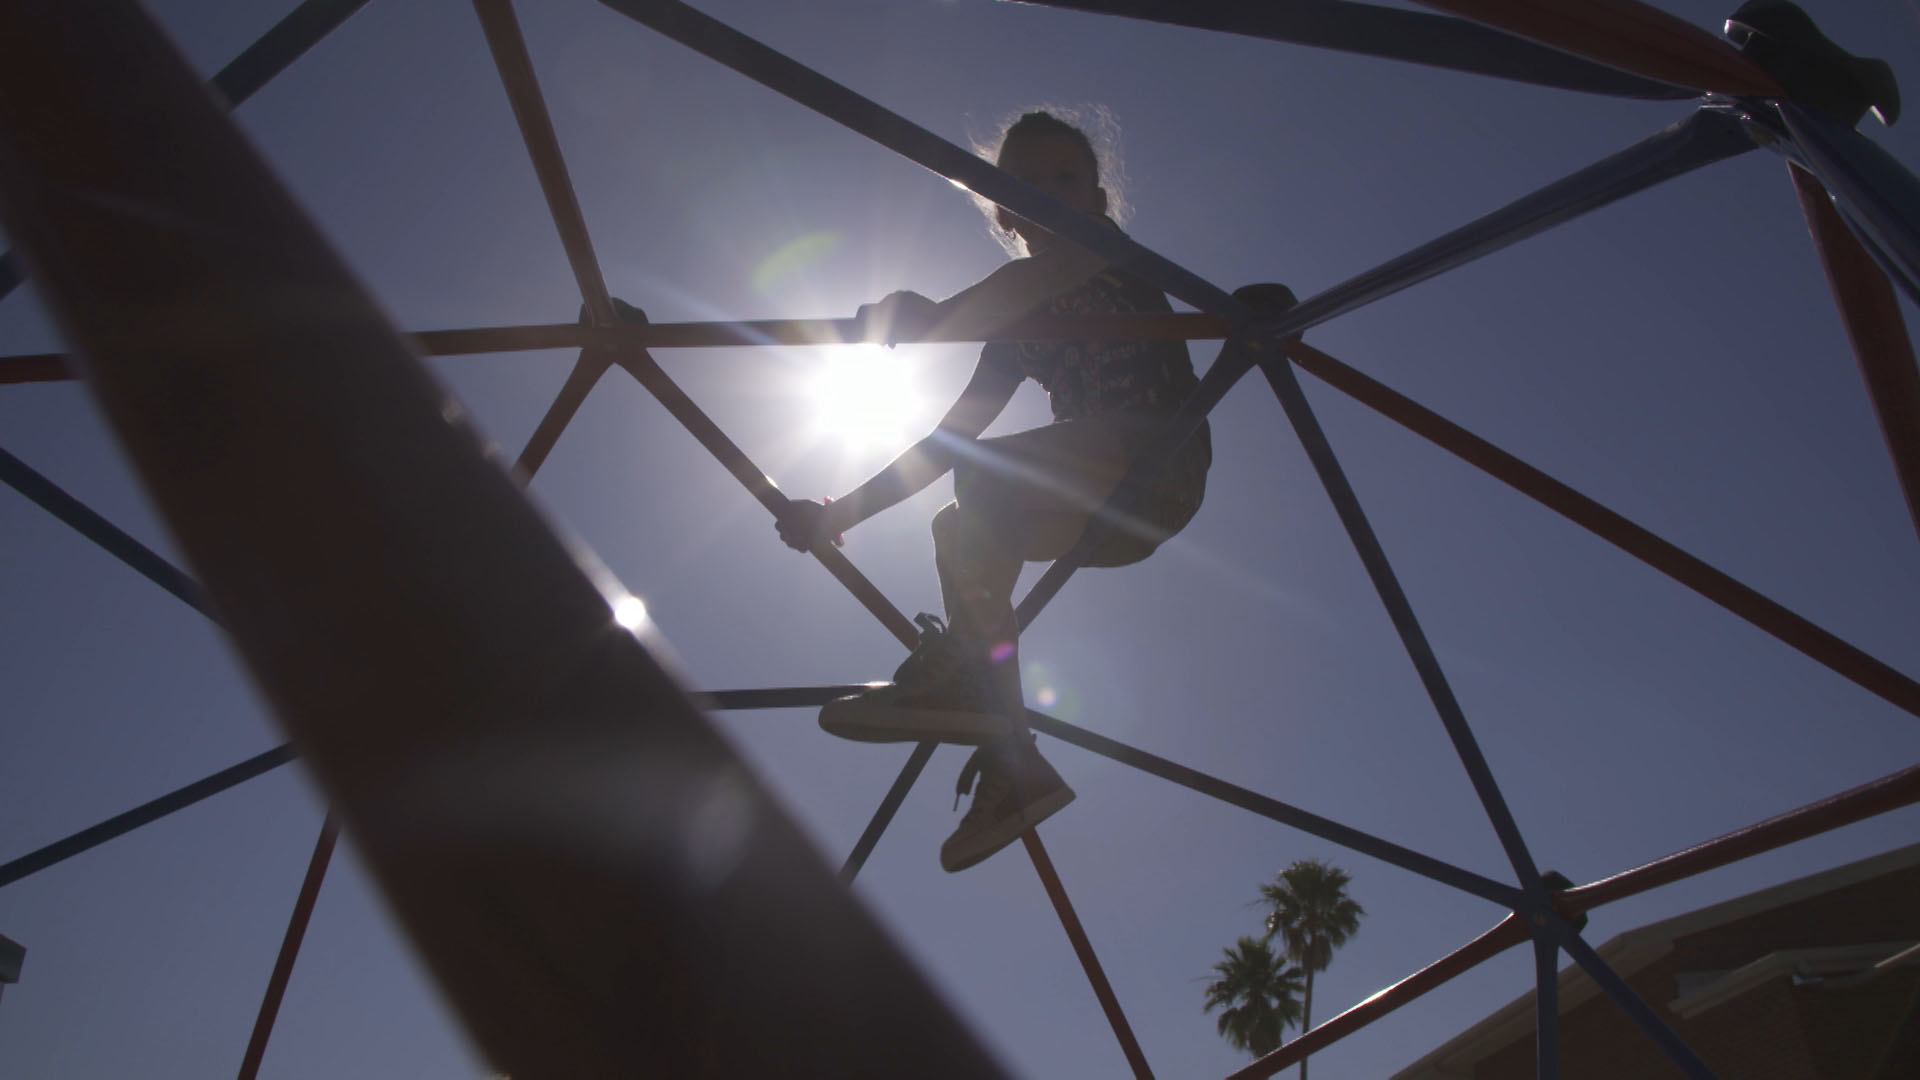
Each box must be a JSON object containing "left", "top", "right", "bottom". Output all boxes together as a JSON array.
[
  {"left": 939, "top": 737, "right": 1075, "bottom": 873},
  {"left": 820, "top": 616, "right": 1009, "bottom": 745}
]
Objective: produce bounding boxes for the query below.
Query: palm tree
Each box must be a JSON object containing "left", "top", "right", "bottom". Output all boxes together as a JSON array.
[
  {"left": 1260, "top": 859, "right": 1364, "bottom": 1080},
  {"left": 1203, "top": 936, "right": 1304, "bottom": 1058}
]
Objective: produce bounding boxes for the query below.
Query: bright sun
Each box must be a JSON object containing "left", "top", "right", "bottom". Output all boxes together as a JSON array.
[{"left": 809, "top": 345, "right": 923, "bottom": 450}]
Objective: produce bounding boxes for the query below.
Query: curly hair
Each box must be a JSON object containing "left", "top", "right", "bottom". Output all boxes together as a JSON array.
[{"left": 968, "top": 105, "right": 1131, "bottom": 257}]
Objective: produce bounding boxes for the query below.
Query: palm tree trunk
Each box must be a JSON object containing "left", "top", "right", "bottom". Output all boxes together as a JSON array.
[{"left": 1298, "top": 968, "right": 1313, "bottom": 1080}]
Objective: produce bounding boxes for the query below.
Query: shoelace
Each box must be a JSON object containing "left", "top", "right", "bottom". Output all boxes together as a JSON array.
[
  {"left": 898, "top": 612, "right": 960, "bottom": 688},
  {"left": 953, "top": 745, "right": 988, "bottom": 812},
  {"left": 952, "top": 736, "right": 1035, "bottom": 813}
]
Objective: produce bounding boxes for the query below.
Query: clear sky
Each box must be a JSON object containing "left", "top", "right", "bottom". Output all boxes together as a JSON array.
[{"left": 2, "top": 1, "right": 1918, "bottom": 1077}]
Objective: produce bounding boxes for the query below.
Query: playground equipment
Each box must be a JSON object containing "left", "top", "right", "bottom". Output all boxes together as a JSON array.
[{"left": 0, "top": 0, "right": 1916, "bottom": 1076}]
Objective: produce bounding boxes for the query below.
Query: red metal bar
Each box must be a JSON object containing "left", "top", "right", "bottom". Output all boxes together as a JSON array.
[
  {"left": 1788, "top": 162, "right": 1920, "bottom": 542},
  {"left": 235, "top": 816, "right": 339, "bottom": 1080},
  {"left": 3, "top": 312, "right": 1235, "bottom": 384},
  {"left": 1019, "top": 831, "right": 1155, "bottom": 1080},
  {"left": 1285, "top": 339, "right": 1920, "bottom": 719},
  {"left": 1563, "top": 761, "right": 1920, "bottom": 914},
  {"left": 0, "top": 3, "right": 1009, "bottom": 1073},
  {"left": 1226, "top": 915, "right": 1530, "bottom": 1080},
  {"left": 1410, "top": 0, "right": 1782, "bottom": 98}
]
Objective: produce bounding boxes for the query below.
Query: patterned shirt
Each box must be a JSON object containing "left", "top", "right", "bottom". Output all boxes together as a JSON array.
[{"left": 984, "top": 266, "right": 1201, "bottom": 424}]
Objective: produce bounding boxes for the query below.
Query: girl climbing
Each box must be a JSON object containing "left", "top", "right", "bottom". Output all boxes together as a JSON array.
[{"left": 775, "top": 109, "right": 1211, "bottom": 872}]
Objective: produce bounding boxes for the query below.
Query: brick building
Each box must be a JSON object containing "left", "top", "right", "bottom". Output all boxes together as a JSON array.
[{"left": 1392, "top": 843, "right": 1920, "bottom": 1079}]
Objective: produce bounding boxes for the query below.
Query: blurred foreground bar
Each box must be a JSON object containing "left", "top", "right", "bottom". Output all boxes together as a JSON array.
[{"left": 0, "top": 2, "right": 1003, "bottom": 1075}]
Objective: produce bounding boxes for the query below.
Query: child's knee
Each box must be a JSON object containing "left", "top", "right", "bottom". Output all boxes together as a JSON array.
[{"left": 931, "top": 501, "right": 962, "bottom": 548}]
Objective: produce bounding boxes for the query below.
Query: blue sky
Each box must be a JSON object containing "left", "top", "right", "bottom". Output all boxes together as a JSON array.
[{"left": 2, "top": 1, "right": 1917, "bottom": 1077}]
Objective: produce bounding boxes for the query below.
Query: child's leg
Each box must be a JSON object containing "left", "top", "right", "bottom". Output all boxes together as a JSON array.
[{"left": 933, "top": 414, "right": 1148, "bottom": 714}]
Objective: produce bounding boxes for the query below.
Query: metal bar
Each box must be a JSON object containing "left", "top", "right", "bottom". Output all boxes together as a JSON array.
[
  {"left": 1257, "top": 352, "right": 1544, "bottom": 888},
  {"left": 6, "top": 312, "right": 1237, "bottom": 383},
  {"left": 1008, "top": 0, "right": 1693, "bottom": 100},
  {"left": 0, "top": 744, "right": 297, "bottom": 889},
  {"left": 839, "top": 742, "right": 938, "bottom": 882},
  {"left": 1025, "top": 710, "right": 1521, "bottom": 906},
  {"left": 512, "top": 349, "right": 612, "bottom": 477},
  {"left": 0, "top": 0, "right": 374, "bottom": 306},
  {"left": 1556, "top": 926, "right": 1719, "bottom": 1079},
  {"left": 1409, "top": 0, "right": 1781, "bottom": 97},
  {"left": 0, "top": 4, "right": 1007, "bottom": 1073},
  {"left": 1225, "top": 109, "right": 1754, "bottom": 351},
  {"left": 1776, "top": 105, "right": 1920, "bottom": 308},
  {"left": 0, "top": 353, "right": 69, "bottom": 384},
  {"left": 1534, "top": 934, "right": 1560, "bottom": 1080},
  {"left": 1563, "top": 762, "right": 1920, "bottom": 913},
  {"left": 476, "top": 0, "right": 918, "bottom": 642},
  {"left": 1016, "top": 107, "right": 1757, "bottom": 629},
  {"left": 1020, "top": 831, "right": 1156, "bottom": 1080},
  {"left": 1, "top": 444, "right": 211, "bottom": 617},
  {"left": 704, "top": 685, "right": 868, "bottom": 710},
  {"left": 0, "top": 685, "right": 876, "bottom": 894},
  {"left": 1226, "top": 915, "right": 1529, "bottom": 1079},
  {"left": 596, "top": 0, "right": 1250, "bottom": 322},
  {"left": 471, "top": 0, "right": 615, "bottom": 325},
  {"left": 417, "top": 311, "right": 1231, "bottom": 350},
  {"left": 478, "top": 0, "right": 921, "bottom": 651},
  {"left": 607, "top": 349, "right": 921, "bottom": 644},
  {"left": 207, "top": 0, "right": 374, "bottom": 108},
  {"left": 1283, "top": 339, "right": 1920, "bottom": 718},
  {"left": 469, "top": 0, "right": 629, "bottom": 482},
  {"left": 235, "top": 816, "right": 339, "bottom": 1080},
  {"left": 1788, "top": 162, "right": 1920, "bottom": 542}
]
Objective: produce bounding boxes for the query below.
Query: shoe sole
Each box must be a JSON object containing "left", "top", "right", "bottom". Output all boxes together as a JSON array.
[
  {"left": 939, "top": 784, "right": 1076, "bottom": 873},
  {"left": 819, "top": 698, "right": 1010, "bottom": 745}
]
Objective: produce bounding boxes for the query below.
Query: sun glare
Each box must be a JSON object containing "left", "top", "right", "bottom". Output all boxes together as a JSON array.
[{"left": 809, "top": 345, "right": 922, "bottom": 450}]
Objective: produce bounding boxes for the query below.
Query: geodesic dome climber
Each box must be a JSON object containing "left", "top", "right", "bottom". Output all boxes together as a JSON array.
[{"left": 0, "top": 0, "right": 1917, "bottom": 1076}]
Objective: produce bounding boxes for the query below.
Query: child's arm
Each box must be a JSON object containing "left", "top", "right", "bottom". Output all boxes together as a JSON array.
[
  {"left": 933, "top": 239, "right": 1108, "bottom": 336},
  {"left": 775, "top": 357, "right": 1020, "bottom": 551},
  {"left": 858, "top": 237, "right": 1110, "bottom": 345}
]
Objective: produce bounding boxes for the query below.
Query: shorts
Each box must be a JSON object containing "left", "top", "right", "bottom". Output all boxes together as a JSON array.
[{"left": 1084, "top": 417, "right": 1211, "bottom": 568}]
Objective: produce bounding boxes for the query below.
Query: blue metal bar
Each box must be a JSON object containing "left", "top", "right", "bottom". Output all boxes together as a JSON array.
[
  {"left": 1008, "top": 0, "right": 1693, "bottom": 100},
  {"left": 1775, "top": 103, "right": 1920, "bottom": 309},
  {"left": 1016, "top": 107, "right": 1757, "bottom": 627},
  {"left": 1024, "top": 710, "right": 1521, "bottom": 907},
  {"left": 1233, "top": 108, "right": 1755, "bottom": 349},
  {"left": 1253, "top": 352, "right": 1544, "bottom": 889},
  {"left": 840, "top": 742, "right": 938, "bottom": 883},
  {"left": 1534, "top": 935, "right": 1560, "bottom": 1080},
  {"left": 1556, "top": 925, "right": 1719, "bottom": 1080},
  {"left": 595, "top": 0, "right": 1250, "bottom": 322},
  {"left": 0, "top": 744, "right": 298, "bottom": 889},
  {"left": 1, "top": 444, "right": 211, "bottom": 617},
  {"left": 0, "top": 683, "right": 880, "bottom": 894},
  {"left": 235, "top": 816, "right": 339, "bottom": 1080},
  {"left": 0, "top": 0, "right": 372, "bottom": 305}
]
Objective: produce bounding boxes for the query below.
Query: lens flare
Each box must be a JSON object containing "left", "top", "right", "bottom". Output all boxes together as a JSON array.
[
  {"left": 612, "top": 595, "right": 648, "bottom": 630},
  {"left": 751, "top": 230, "right": 841, "bottom": 294},
  {"left": 1024, "top": 659, "right": 1079, "bottom": 719}
]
